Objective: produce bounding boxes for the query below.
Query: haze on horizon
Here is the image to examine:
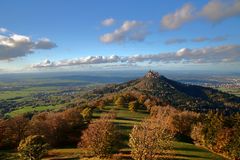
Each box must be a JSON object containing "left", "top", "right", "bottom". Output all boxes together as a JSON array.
[{"left": 0, "top": 0, "right": 240, "bottom": 73}]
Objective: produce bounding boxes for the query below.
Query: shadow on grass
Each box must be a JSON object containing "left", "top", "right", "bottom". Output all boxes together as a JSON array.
[
  {"left": 0, "top": 151, "right": 19, "bottom": 160},
  {"left": 174, "top": 147, "right": 207, "bottom": 153},
  {"left": 117, "top": 123, "right": 134, "bottom": 131},
  {"left": 115, "top": 116, "right": 141, "bottom": 122},
  {"left": 174, "top": 153, "right": 212, "bottom": 159}
]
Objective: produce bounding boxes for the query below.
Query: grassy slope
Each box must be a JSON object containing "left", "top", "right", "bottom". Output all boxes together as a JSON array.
[
  {"left": 1, "top": 105, "right": 226, "bottom": 160},
  {"left": 43, "top": 105, "right": 225, "bottom": 160}
]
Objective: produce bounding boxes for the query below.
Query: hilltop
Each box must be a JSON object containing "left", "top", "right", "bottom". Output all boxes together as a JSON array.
[{"left": 92, "top": 70, "right": 240, "bottom": 113}]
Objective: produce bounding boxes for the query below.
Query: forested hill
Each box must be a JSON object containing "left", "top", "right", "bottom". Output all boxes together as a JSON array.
[{"left": 93, "top": 71, "right": 240, "bottom": 113}]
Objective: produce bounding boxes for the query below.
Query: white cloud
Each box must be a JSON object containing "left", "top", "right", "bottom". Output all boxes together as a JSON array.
[
  {"left": 102, "top": 18, "right": 115, "bottom": 26},
  {"left": 35, "top": 38, "right": 57, "bottom": 49},
  {"left": 32, "top": 55, "right": 121, "bottom": 68},
  {"left": 0, "top": 30, "right": 57, "bottom": 60},
  {"left": 100, "top": 20, "right": 148, "bottom": 43},
  {"left": 160, "top": 0, "right": 240, "bottom": 30},
  {"left": 161, "top": 4, "right": 195, "bottom": 30},
  {"left": 32, "top": 44, "right": 240, "bottom": 68},
  {"left": 0, "top": 28, "right": 8, "bottom": 33},
  {"left": 200, "top": 0, "right": 240, "bottom": 22}
]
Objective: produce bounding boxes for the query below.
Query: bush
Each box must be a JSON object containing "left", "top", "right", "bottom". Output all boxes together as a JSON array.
[{"left": 18, "top": 135, "right": 49, "bottom": 160}]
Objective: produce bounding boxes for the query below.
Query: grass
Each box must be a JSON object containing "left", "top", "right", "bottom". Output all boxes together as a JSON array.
[
  {"left": 0, "top": 150, "right": 19, "bottom": 160},
  {"left": 6, "top": 105, "right": 63, "bottom": 117},
  {"left": 171, "top": 141, "right": 225, "bottom": 160},
  {"left": 217, "top": 87, "right": 240, "bottom": 97}
]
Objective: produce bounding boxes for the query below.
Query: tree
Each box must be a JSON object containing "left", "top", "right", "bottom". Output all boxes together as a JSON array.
[
  {"left": 172, "top": 111, "right": 199, "bottom": 136},
  {"left": 63, "top": 108, "right": 84, "bottom": 128},
  {"left": 115, "top": 96, "right": 125, "bottom": 107},
  {"left": 214, "top": 128, "right": 233, "bottom": 153},
  {"left": 79, "top": 112, "right": 118, "bottom": 157},
  {"left": 138, "top": 95, "right": 147, "bottom": 104},
  {"left": 29, "top": 112, "right": 68, "bottom": 147},
  {"left": 0, "top": 119, "right": 6, "bottom": 148},
  {"left": 191, "top": 123, "right": 205, "bottom": 145},
  {"left": 18, "top": 135, "right": 49, "bottom": 160},
  {"left": 81, "top": 107, "right": 93, "bottom": 122},
  {"left": 129, "top": 109, "right": 173, "bottom": 160},
  {"left": 0, "top": 116, "right": 29, "bottom": 148},
  {"left": 128, "top": 101, "right": 139, "bottom": 112},
  {"left": 202, "top": 111, "right": 224, "bottom": 149}
]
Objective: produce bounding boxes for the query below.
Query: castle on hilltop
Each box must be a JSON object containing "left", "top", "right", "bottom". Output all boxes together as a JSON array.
[{"left": 145, "top": 70, "right": 160, "bottom": 78}]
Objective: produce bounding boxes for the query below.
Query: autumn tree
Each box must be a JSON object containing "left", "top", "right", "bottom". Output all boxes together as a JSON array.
[
  {"left": 63, "top": 108, "right": 84, "bottom": 128},
  {"left": 0, "top": 116, "right": 29, "bottom": 148},
  {"left": 29, "top": 112, "right": 68, "bottom": 147},
  {"left": 79, "top": 112, "right": 118, "bottom": 157},
  {"left": 115, "top": 96, "right": 125, "bottom": 107},
  {"left": 138, "top": 95, "right": 147, "bottom": 104},
  {"left": 202, "top": 111, "right": 224, "bottom": 149},
  {"left": 81, "top": 107, "right": 93, "bottom": 122},
  {"left": 172, "top": 111, "right": 199, "bottom": 136},
  {"left": 191, "top": 123, "right": 205, "bottom": 145},
  {"left": 18, "top": 135, "right": 49, "bottom": 160},
  {"left": 214, "top": 128, "right": 233, "bottom": 153},
  {"left": 128, "top": 101, "right": 139, "bottom": 112},
  {"left": 129, "top": 108, "right": 174, "bottom": 160},
  {"left": 0, "top": 119, "right": 6, "bottom": 148}
]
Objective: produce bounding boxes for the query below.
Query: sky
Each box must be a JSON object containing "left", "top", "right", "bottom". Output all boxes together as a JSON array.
[{"left": 0, "top": 0, "right": 240, "bottom": 73}]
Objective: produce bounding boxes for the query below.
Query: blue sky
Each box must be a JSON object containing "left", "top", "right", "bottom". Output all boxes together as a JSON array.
[{"left": 0, "top": 0, "right": 240, "bottom": 72}]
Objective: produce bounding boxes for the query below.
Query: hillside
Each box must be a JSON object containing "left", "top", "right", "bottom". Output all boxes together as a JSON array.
[{"left": 93, "top": 71, "right": 240, "bottom": 113}]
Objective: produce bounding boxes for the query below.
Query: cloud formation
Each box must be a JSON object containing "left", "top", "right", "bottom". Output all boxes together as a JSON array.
[
  {"left": 35, "top": 38, "right": 57, "bottom": 49},
  {"left": 192, "top": 36, "right": 227, "bottom": 43},
  {"left": 0, "top": 31, "right": 57, "bottom": 60},
  {"left": 32, "top": 44, "right": 240, "bottom": 68},
  {"left": 192, "top": 37, "right": 209, "bottom": 42},
  {"left": 161, "top": 4, "right": 195, "bottom": 30},
  {"left": 102, "top": 18, "right": 115, "bottom": 26},
  {"left": 32, "top": 55, "right": 121, "bottom": 68},
  {"left": 165, "top": 36, "right": 227, "bottom": 44},
  {"left": 165, "top": 38, "right": 187, "bottom": 45},
  {"left": 0, "top": 28, "right": 8, "bottom": 33},
  {"left": 200, "top": 0, "right": 240, "bottom": 22},
  {"left": 161, "top": 0, "right": 240, "bottom": 30},
  {"left": 100, "top": 20, "right": 148, "bottom": 43}
]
